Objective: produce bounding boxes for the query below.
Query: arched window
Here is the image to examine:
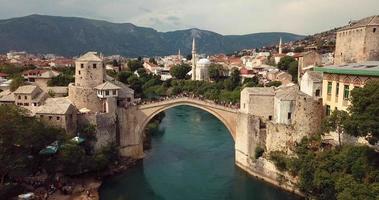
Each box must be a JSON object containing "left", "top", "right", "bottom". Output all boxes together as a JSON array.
[{"left": 374, "top": 28, "right": 377, "bottom": 33}]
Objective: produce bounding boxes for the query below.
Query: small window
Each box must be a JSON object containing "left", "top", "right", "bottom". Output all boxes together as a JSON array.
[
  {"left": 93, "top": 64, "right": 97, "bottom": 69},
  {"left": 81, "top": 63, "right": 84, "bottom": 68},
  {"left": 243, "top": 103, "right": 246, "bottom": 109},
  {"left": 24, "top": 103, "right": 29, "bottom": 106},
  {"left": 56, "top": 116, "right": 60, "bottom": 120},
  {"left": 105, "top": 90, "right": 109, "bottom": 96},
  {"left": 343, "top": 85, "right": 350, "bottom": 100},
  {"left": 127, "top": 97, "right": 131, "bottom": 102},
  {"left": 315, "top": 89, "right": 320, "bottom": 97},
  {"left": 78, "top": 70, "right": 81, "bottom": 75},
  {"left": 33, "top": 103, "right": 37, "bottom": 106},
  {"left": 326, "top": 105, "right": 331, "bottom": 116},
  {"left": 287, "top": 112, "right": 292, "bottom": 120},
  {"left": 113, "top": 90, "right": 117, "bottom": 95},
  {"left": 40, "top": 115, "right": 43, "bottom": 118},
  {"left": 49, "top": 116, "right": 52, "bottom": 120},
  {"left": 18, "top": 95, "right": 21, "bottom": 100},
  {"left": 327, "top": 82, "right": 332, "bottom": 95},
  {"left": 336, "top": 83, "right": 339, "bottom": 96},
  {"left": 268, "top": 115, "right": 272, "bottom": 120},
  {"left": 24, "top": 96, "right": 27, "bottom": 100},
  {"left": 374, "top": 28, "right": 377, "bottom": 33}
]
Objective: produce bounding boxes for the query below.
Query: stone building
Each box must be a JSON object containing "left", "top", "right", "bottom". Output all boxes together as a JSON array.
[
  {"left": 13, "top": 85, "right": 47, "bottom": 109},
  {"left": 68, "top": 52, "right": 105, "bottom": 112},
  {"left": 36, "top": 97, "right": 77, "bottom": 135},
  {"left": 300, "top": 71, "right": 322, "bottom": 98},
  {"left": 334, "top": 15, "right": 379, "bottom": 65},
  {"left": 236, "top": 85, "right": 323, "bottom": 190},
  {"left": 297, "top": 51, "right": 322, "bottom": 80},
  {"left": 23, "top": 69, "right": 60, "bottom": 90}
]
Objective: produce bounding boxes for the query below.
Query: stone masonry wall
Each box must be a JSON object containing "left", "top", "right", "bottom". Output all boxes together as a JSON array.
[{"left": 68, "top": 84, "right": 102, "bottom": 113}]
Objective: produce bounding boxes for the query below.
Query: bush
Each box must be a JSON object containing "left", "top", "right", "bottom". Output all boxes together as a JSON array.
[
  {"left": 269, "top": 151, "right": 289, "bottom": 171},
  {"left": 254, "top": 146, "right": 265, "bottom": 159}
]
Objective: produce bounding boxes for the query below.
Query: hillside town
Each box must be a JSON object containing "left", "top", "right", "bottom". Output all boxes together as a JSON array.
[{"left": 0, "top": 13, "right": 379, "bottom": 200}]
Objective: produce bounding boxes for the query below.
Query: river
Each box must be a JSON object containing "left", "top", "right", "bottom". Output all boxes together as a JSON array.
[{"left": 100, "top": 106, "right": 297, "bottom": 200}]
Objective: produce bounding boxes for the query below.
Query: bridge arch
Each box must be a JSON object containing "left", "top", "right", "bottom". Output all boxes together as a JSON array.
[
  {"left": 139, "top": 102, "right": 236, "bottom": 141},
  {"left": 119, "top": 97, "right": 238, "bottom": 158}
]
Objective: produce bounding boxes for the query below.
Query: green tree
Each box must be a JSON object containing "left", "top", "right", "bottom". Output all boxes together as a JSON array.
[
  {"left": 208, "top": 64, "right": 225, "bottom": 81},
  {"left": 127, "top": 60, "right": 143, "bottom": 72},
  {"left": 266, "top": 81, "right": 282, "bottom": 87},
  {"left": 149, "top": 57, "right": 158, "bottom": 65},
  {"left": 118, "top": 71, "right": 133, "bottom": 84},
  {"left": 9, "top": 75, "right": 25, "bottom": 92},
  {"left": 322, "top": 110, "right": 349, "bottom": 146},
  {"left": 0, "top": 105, "right": 64, "bottom": 185},
  {"left": 47, "top": 74, "right": 74, "bottom": 86},
  {"left": 344, "top": 80, "right": 379, "bottom": 144},
  {"left": 294, "top": 46, "right": 305, "bottom": 53},
  {"left": 288, "top": 61, "right": 299, "bottom": 83},
  {"left": 277, "top": 56, "right": 296, "bottom": 70},
  {"left": 170, "top": 64, "right": 191, "bottom": 80}
]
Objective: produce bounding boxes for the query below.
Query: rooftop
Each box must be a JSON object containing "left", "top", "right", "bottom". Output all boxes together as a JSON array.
[
  {"left": 275, "top": 85, "right": 299, "bottom": 101},
  {"left": 77, "top": 52, "right": 102, "bottom": 62},
  {"left": 339, "top": 15, "right": 379, "bottom": 31},
  {"left": 14, "top": 85, "right": 39, "bottom": 94},
  {"left": 95, "top": 81, "right": 121, "bottom": 90},
  {"left": 243, "top": 87, "right": 275, "bottom": 96},
  {"left": 314, "top": 61, "right": 379, "bottom": 77},
  {"left": 35, "top": 97, "right": 74, "bottom": 115}
]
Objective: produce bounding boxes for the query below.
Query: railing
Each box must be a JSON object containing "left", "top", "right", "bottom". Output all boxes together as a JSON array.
[{"left": 137, "top": 95, "right": 239, "bottom": 112}]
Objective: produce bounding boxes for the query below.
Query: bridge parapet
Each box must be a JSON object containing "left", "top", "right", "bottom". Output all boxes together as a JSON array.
[{"left": 137, "top": 97, "right": 239, "bottom": 113}]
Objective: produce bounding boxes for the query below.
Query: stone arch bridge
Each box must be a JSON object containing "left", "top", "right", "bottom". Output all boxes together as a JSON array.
[{"left": 117, "top": 97, "right": 239, "bottom": 158}]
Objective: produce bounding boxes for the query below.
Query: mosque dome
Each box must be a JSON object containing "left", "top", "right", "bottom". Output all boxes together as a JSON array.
[{"left": 197, "top": 58, "right": 211, "bottom": 66}]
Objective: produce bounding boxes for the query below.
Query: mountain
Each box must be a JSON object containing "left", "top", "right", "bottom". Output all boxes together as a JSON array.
[{"left": 0, "top": 15, "right": 305, "bottom": 57}]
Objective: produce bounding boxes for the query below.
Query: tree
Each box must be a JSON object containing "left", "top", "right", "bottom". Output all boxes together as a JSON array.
[
  {"left": 186, "top": 54, "right": 192, "bottom": 61},
  {"left": 322, "top": 110, "right": 349, "bottom": 146},
  {"left": 344, "top": 80, "right": 379, "bottom": 144},
  {"left": 288, "top": 61, "right": 299, "bottom": 83},
  {"left": 9, "top": 75, "right": 25, "bottom": 91},
  {"left": 127, "top": 60, "right": 143, "bottom": 72},
  {"left": 118, "top": 71, "right": 133, "bottom": 84},
  {"left": 0, "top": 105, "right": 64, "bottom": 185},
  {"left": 149, "top": 57, "right": 157, "bottom": 65},
  {"left": 229, "top": 67, "right": 241, "bottom": 90},
  {"left": 47, "top": 74, "right": 74, "bottom": 86},
  {"left": 266, "top": 81, "right": 282, "bottom": 87},
  {"left": 277, "top": 56, "right": 296, "bottom": 70},
  {"left": 294, "top": 46, "right": 305, "bottom": 53},
  {"left": 208, "top": 64, "right": 225, "bottom": 81},
  {"left": 170, "top": 64, "right": 191, "bottom": 80}
]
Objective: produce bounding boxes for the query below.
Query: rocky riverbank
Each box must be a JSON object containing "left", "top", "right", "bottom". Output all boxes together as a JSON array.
[{"left": 3, "top": 157, "right": 137, "bottom": 200}]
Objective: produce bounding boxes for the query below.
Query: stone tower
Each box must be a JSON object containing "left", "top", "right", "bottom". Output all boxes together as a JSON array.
[
  {"left": 74, "top": 52, "right": 104, "bottom": 88},
  {"left": 68, "top": 52, "right": 104, "bottom": 112},
  {"left": 191, "top": 38, "right": 197, "bottom": 80},
  {"left": 334, "top": 15, "right": 379, "bottom": 64},
  {"left": 279, "top": 37, "right": 283, "bottom": 55}
]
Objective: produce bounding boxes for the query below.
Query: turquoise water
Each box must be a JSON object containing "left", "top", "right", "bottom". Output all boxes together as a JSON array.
[{"left": 100, "top": 106, "right": 297, "bottom": 200}]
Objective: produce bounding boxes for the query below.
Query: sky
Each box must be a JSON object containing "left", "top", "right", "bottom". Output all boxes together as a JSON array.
[{"left": 0, "top": 0, "right": 378, "bottom": 35}]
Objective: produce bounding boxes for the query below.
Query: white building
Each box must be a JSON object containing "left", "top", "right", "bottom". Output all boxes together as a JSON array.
[{"left": 300, "top": 71, "right": 322, "bottom": 98}]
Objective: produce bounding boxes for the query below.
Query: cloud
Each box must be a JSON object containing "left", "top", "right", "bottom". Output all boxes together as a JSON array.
[{"left": 0, "top": 0, "right": 377, "bottom": 35}]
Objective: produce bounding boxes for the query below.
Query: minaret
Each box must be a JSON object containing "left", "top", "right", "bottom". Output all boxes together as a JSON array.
[
  {"left": 279, "top": 37, "right": 283, "bottom": 54},
  {"left": 191, "top": 38, "right": 197, "bottom": 80},
  {"left": 178, "top": 49, "right": 181, "bottom": 59}
]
